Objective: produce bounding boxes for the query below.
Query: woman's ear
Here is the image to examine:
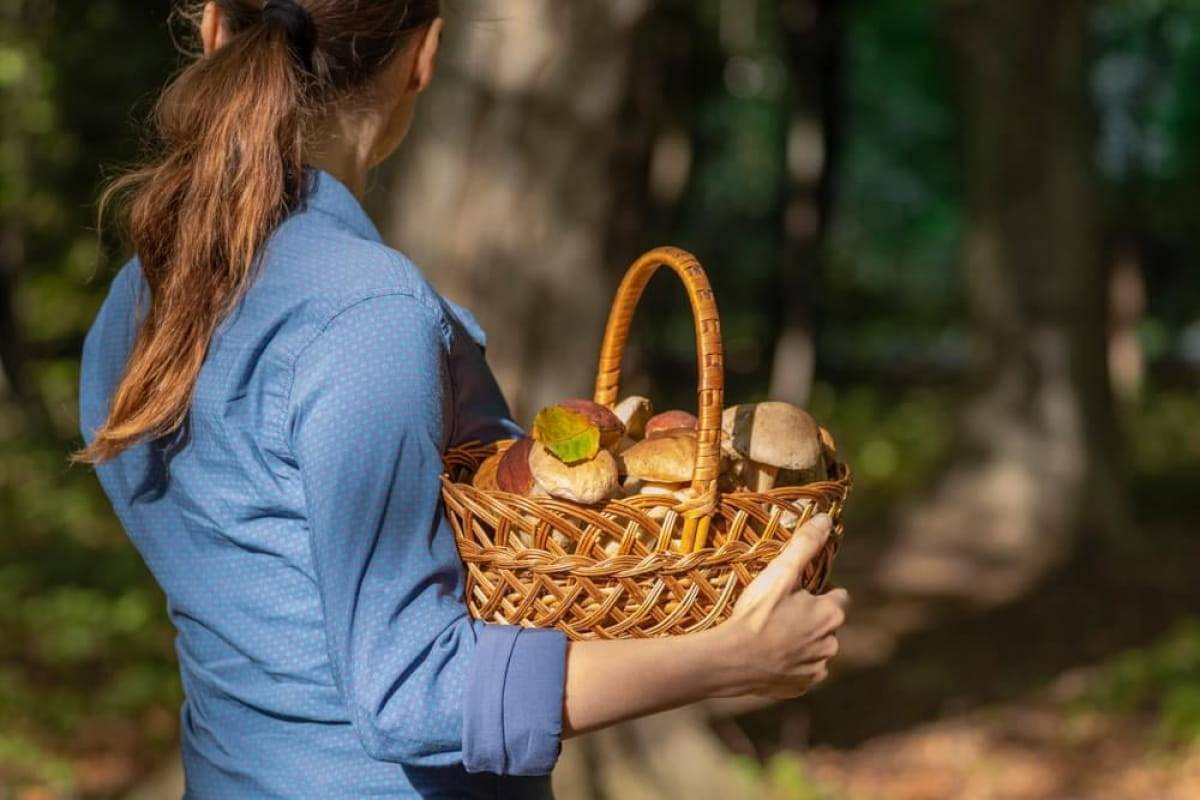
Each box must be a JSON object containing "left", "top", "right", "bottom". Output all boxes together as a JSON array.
[
  {"left": 411, "top": 18, "right": 445, "bottom": 93},
  {"left": 200, "top": 2, "right": 229, "bottom": 55}
]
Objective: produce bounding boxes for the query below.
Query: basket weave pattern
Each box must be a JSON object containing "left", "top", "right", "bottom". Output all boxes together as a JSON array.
[{"left": 442, "top": 247, "right": 852, "bottom": 640}]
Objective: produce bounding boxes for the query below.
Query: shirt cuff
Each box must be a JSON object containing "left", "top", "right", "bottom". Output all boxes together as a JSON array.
[{"left": 462, "top": 624, "right": 567, "bottom": 776}]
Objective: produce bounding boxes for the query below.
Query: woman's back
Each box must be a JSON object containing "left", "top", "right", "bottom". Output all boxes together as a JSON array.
[
  {"left": 77, "top": 3, "right": 849, "bottom": 795},
  {"left": 80, "top": 171, "right": 557, "bottom": 798}
]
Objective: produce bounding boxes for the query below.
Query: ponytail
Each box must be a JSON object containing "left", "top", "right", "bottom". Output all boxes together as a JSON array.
[{"left": 77, "top": 0, "right": 440, "bottom": 464}]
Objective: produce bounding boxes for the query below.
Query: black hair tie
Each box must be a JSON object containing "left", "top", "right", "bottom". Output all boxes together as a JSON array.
[{"left": 261, "top": 0, "right": 317, "bottom": 72}]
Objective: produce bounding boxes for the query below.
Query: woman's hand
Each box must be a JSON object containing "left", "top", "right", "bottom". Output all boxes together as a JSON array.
[
  {"left": 562, "top": 512, "right": 848, "bottom": 737},
  {"left": 716, "top": 513, "right": 849, "bottom": 699}
]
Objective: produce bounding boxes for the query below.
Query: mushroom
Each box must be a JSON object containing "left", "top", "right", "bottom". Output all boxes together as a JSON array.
[
  {"left": 644, "top": 410, "right": 699, "bottom": 438},
  {"left": 528, "top": 441, "right": 619, "bottom": 504},
  {"left": 614, "top": 435, "right": 639, "bottom": 455},
  {"left": 717, "top": 457, "right": 747, "bottom": 494},
  {"left": 472, "top": 450, "right": 503, "bottom": 491},
  {"left": 621, "top": 477, "right": 692, "bottom": 501},
  {"left": 777, "top": 499, "right": 817, "bottom": 531},
  {"left": 557, "top": 399, "right": 626, "bottom": 451},
  {"left": 622, "top": 478, "right": 692, "bottom": 524},
  {"left": 619, "top": 432, "right": 699, "bottom": 525},
  {"left": 619, "top": 431, "right": 698, "bottom": 485},
  {"left": 611, "top": 395, "right": 655, "bottom": 440},
  {"left": 818, "top": 426, "right": 838, "bottom": 476},
  {"left": 495, "top": 438, "right": 547, "bottom": 497},
  {"left": 721, "top": 402, "right": 824, "bottom": 492}
]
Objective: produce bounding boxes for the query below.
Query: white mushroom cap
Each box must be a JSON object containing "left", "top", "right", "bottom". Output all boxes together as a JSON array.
[
  {"left": 722, "top": 403, "right": 824, "bottom": 491},
  {"left": 618, "top": 432, "right": 697, "bottom": 484},
  {"left": 721, "top": 402, "right": 822, "bottom": 471},
  {"left": 611, "top": 396, "right": 655, "bottom": 440},
  {"left": 528, "top": 442, "right": 619, "bottom": 504}
]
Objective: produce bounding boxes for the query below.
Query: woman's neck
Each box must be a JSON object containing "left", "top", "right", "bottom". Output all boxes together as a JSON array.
[
  {"left": 304, "top": 111, "right": 384, "bottom": 201},
  {"left": 305, "top": 150, "right": 369, "bottom": 200}
]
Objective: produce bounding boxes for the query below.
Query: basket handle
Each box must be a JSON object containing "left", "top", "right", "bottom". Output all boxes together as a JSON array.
[{"left": 593, "top": 247, "right": 723, "bottom": 517}]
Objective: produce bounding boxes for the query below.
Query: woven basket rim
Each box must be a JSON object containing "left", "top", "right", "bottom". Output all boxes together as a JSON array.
[{"left": 442, "top": 440, "right": 852, "bottom": 572}]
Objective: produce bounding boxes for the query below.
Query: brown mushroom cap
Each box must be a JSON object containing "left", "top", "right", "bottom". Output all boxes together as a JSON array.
[
  {"left": 558, "top": 399, "right": 626, "bottom": 450},
  {"left": 528, "top": 442, "right": 619, "bottom": 504},
  {"left": 611, "top": 396, "right": 655, "bottom": 440},
  {"left": 618, "top": 432, "right": 698, "bottom": 484},
  {"left": 497, "top": 438, "right": 541, "bottom": 496},
  {"left": 644, "top": 410, "right": 699, "bottom": 438},
  {"left": 721, "top": 402, "right": 822, "bottom": 472}
]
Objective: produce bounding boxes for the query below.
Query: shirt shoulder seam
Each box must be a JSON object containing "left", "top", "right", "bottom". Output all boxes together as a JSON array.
[{"left": 274, "top": 288, "right": 452, "bottom": 461}]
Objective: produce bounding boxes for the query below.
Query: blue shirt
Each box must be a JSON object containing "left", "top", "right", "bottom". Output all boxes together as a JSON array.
[{"left": 79, "top": 171, "right": 567, "bottom": 799}]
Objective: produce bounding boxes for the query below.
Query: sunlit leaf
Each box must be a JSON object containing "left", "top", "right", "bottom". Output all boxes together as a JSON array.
[{"left": 532, "top": 406, "right": 600, "bottom": 464}]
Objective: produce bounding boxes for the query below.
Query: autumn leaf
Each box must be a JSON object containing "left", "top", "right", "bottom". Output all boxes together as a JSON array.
[{"left": 532, "top": 406, "right": 601, "bottom": 464}]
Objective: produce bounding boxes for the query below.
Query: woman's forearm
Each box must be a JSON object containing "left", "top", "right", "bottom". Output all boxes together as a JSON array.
[
  {"left": 559, "top": 516, "right": 845, "bottom": 738},
  {"left": 561, "top": 625, "right": 747, "bottom": 737}
]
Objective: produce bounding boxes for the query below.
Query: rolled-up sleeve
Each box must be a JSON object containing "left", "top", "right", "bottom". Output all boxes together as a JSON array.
[
  {"left": 286, "top": 291, "right": 566, "bottom": 774},
  {"left": 463, "top": 626, "right": 568, "bottom": 775}
]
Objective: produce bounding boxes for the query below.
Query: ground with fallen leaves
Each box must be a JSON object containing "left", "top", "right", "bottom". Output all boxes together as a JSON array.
[{"left": 805, "top": 705, "right": 1200, "bottom": 800}]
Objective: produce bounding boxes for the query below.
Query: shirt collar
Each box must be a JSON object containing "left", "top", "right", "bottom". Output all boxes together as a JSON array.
[{"left": 302, "top": 169, "right": 384, "bottom": 244}]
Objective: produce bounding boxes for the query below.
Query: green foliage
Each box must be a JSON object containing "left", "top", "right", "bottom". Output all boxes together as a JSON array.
[
  {"left": 831, "top": 0, "right": 963, "bottom": 305},
  {"left": 0, "top": 1, "right": 179, "bottom": 791},
  {"left": 807, "top": 381, "right": 956, "bottom": 520},
  {"left": 733, "top": 753, "right": 839, "bottom": 800},
  {"left": 1080, "top": 618, "right": 1200, "bottom": 745},
  {"left": 1126, "top": 389, "right": 1200, "bottom": 518}
]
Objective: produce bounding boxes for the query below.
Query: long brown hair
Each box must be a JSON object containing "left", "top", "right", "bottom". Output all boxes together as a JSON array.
[{"left": 77, "top": 0, "right": 439, "bottom": 464}]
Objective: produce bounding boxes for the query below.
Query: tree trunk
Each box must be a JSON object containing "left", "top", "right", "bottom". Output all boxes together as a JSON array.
[
  {"left": 878, "top": 0, "right": 1125, "bottom": 604},
  {"left": 368, "top": 0, "right": 653, "bottom": 423},
  {"left": 768, "top": 0, "right": 843, "bottom": 407}
]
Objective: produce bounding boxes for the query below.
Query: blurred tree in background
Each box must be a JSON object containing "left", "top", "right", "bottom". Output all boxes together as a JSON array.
[{"left": 2, "top": 0, "right": 1200, "bottom": 797}]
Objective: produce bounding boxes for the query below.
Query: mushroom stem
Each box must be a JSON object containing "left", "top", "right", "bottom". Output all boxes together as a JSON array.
[{"left": 747, "top": 462, "right": 780, "bottom": 492}]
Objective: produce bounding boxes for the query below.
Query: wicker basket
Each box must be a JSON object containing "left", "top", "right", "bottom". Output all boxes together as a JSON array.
[{"left": 441, "top": 246, "right": 851, "bottom": 640}]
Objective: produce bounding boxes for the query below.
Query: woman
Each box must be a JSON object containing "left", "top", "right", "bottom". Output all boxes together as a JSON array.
[{"left": 78, "top": 2, "right": 849, "bottom": 797}]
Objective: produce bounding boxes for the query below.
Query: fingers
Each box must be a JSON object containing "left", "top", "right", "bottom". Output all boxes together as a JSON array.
[
  {"left": 756, "top": 661, "right": 832, "bottom": 699},
  {"left": 734, "top": 514, "right": 835, "bottom": 617},
  {"left": 805, "top": 634, "right": 839, "bottom": 662},
  {"left": 815, "top": 596, "right": 847, "bottom": 638},
  {"left": 823, "top": 587, "right": 850, "bottom": 610},
  {"left": 784, "top": 589, "right": 847, "bottom": 637},
  {"left": 769, "top": 513, "right": 833, "bottom": 587}
]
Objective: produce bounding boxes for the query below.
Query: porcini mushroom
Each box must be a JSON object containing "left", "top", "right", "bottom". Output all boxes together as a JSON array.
[
  {"left": 528, "top": 442, "right": 619, "bottom": 505},
  {"left": 643, "top": 410, "right": 699, "bottom": 438},
  {"left": 619, "top": 432, "right": 699, "bottom": 529},
  {"left": 472, "top": 450, "right": 503, "bottom": 491},
  {"left": 611, "top": 395, "right": 654, "bottom": 440},
  {"left": 721, "top": 402, "right": 824, "bottom": 492},
  {"left": 557, "top": 399, "right": 626, "bottom": 450},
  {"left": 619, "top": 431, "right": 698, "bottom": 485},
  {"left": 496, "top": 438, "right": 547, "bottom": 497},
  {"left": 818, "top": 426, "right": 838, "bottom": 476},
  {"left": 621, "top": 478, "right": 692, "bottom": 524}
]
